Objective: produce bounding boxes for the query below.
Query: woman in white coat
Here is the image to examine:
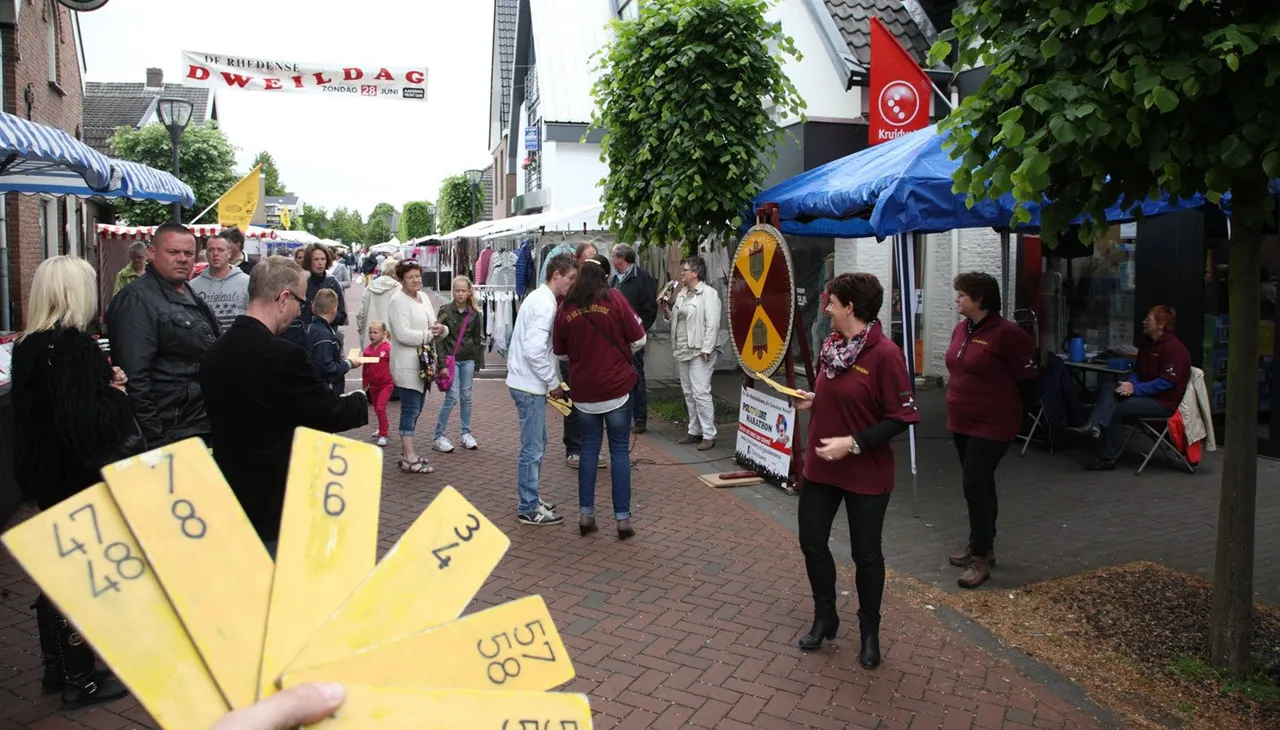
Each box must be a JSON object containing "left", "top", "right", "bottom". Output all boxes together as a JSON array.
[
  {"left": 357, "top": 258, "right": 401, "bottom": 348},
  {"left": 658, "top": 254, "right": 722, "bottom": 450},
  {"left": 388, "top": 260, "right": 447, "bottom": 474}
]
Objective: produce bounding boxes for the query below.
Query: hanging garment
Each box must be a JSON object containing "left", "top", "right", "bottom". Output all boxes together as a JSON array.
[
  {"left": 476, "top": 248, "right": 494, "bottom": 285},
  {"left": 539, "top": 242, "right": 576, "bottom": 284},
  {"left": 515, "top": 240, "right": 535, "bottom": 298}
]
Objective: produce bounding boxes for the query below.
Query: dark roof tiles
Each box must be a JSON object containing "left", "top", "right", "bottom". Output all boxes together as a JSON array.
[
  {"left": 824, "top": 0, "right": 932, "bottom": 66},
  {"left": 82, "top": 82, "right": 213, "bottom": 155}
]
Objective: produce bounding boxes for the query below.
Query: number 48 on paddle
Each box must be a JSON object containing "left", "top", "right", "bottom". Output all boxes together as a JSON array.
[{"left": 2, "top": 428, "right": 593, "bottom": 728}]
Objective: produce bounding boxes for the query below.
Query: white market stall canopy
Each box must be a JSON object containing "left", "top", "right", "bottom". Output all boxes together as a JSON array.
[
  {"left": 435, "top": 203, "right": 606, "bottom": 243},
  {"left": 97, "top": 223, "right": 278, "bottom": 241}
]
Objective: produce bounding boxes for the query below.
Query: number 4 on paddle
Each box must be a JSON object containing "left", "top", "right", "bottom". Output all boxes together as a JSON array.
[
  {"left": 258, "top": 429, "right": 381, "bottom": 698},
  {"left": 284, "top": 486, "right": 509, "bottom": 674},
  {"left": 102, "top": 438, "right": 273, "bottom": 710}
]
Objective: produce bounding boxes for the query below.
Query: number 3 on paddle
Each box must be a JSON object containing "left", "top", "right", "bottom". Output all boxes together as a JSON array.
[{"left": 431, "top": 513, "right": 483, "bottom": 569}]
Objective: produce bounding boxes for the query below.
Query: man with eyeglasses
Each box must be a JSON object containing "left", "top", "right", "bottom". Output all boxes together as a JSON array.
[{"left": 200, "top": 256, "right": 368, "bottom": 554}]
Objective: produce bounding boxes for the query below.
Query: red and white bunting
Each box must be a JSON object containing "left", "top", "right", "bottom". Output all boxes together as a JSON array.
[{"left": 96, "top": 224, "right": 278, "bottom": 241}]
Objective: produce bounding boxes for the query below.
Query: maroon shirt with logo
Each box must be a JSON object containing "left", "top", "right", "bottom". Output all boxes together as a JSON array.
[
  {"left": 945, "top": 315, "right": 1038, "bottom": 441},
  {"left": 1135, "top": 332, "right": 1191, "bottom": 411},
  {"left": 803, "top": 325, "right": 920, "bottom": 495},
  {"left": 553, "top": 289, "right": 644, "bottom": 404}
]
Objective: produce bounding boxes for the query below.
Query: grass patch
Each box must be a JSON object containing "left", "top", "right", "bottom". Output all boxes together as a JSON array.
[{"left": 1166, "top": 653, "right": 1280, "bottom": 703}]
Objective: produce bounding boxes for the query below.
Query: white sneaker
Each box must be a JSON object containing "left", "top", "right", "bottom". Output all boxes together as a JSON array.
[
  {"left": 433, "top": 437, "right": 455, "bottom": 453},
  {"left": 461, "top": 433, "right": 478, "bottom": 450},
  {"left": 377, "top": 436, "right": 387, "bottom": 447},
  {"left": 371, "top": 431, "right": 381, "bottom": 440}
]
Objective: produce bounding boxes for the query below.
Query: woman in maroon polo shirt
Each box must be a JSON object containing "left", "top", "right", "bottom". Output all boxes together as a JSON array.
[
  {"left": 792, "top": 273, "right": 919, "bottom": 670},
  {"left": 944, "top": 272, "right": 1038, "bottom": 590},
  {"left": 554, "top": 256, "right": 647, "bottom": 539}
]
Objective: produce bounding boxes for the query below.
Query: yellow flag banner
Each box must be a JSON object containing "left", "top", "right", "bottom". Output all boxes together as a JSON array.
[
  {"left": 218, "top": 165, "right": 261, "bottom": 231},
  {"left": 280, "top": 206, "right": 292, "bottom": 230}
]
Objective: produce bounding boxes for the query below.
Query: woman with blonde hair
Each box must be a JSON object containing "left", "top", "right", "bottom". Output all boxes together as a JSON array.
[
  {"left": 432, "top": 275, "right": 485, "bottom": 452},
  {"left": 12, "top": 256, "right": 131, "bottom": 709}
]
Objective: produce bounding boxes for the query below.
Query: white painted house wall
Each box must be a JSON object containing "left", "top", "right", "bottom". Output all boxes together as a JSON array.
[
  {"left": 540, "top": 140, "right": 606, "bottom": 211},
  {"left": 833, "top": 238, "right": 894, "bottom": 325},
  {"left": 768, "top": 0, "right": 863, "bottom": 121}
]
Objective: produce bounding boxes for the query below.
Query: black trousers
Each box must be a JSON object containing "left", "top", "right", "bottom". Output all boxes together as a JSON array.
[
  {"left": 560, "top": 360, "right": 580, "bottom": 457},
  {"left": 797, "top": 479, "right": 891, "bottom": 621},
  {"left": 952, "top": 433, "right": 1010, "bottom": 556}
]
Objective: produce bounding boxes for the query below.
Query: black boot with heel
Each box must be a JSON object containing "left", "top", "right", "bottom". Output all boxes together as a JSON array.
[
  {"left": 797, "top": 602, "right": 839, "bottom": 651},
  {"left": 857, "top": 611, "right": 881, "bottom": 669},
  {"left": 35, "top": 595, "right": 128, "bottom": 710}
]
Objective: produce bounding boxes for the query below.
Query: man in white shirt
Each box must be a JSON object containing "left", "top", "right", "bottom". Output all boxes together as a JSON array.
[{"left": 507, "top": 253, "right": 579, "bottom": 525}]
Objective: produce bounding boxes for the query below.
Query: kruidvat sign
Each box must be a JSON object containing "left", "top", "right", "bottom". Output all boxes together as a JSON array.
[{"left": 181, "top": 51, "right": 427, "bottom": 102}]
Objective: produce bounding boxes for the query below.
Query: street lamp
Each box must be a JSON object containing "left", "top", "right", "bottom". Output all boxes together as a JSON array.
[
  {"left": 464, "top": 169, "right": 483, "bottom": 226},
  {"left": 156, "top": 97, "right": 194, "bottom": 223}
]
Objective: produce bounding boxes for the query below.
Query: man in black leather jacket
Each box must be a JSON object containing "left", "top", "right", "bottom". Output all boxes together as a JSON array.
[
  {"left": 107, "top": 223, "right": 220, "bottom": 447},
  {"left": 610, "top": 244, "right": 658, "bottom": 433}
]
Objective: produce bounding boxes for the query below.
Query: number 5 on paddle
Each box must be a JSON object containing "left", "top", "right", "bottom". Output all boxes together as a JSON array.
[
  {"left": 285, "top": 486, "right": 509, "bottom": 673},
  {"left": 1, "top": 484, "right": 228, "bottom": 728},
  {"left": 281, "top": 595, "right": 574, "bottom": 692},
  {"left": 258, "top": 429, "right": 381, "bottom": 697},
  {"left": 102, "top": 439, "right": 273, "bottom": 709}
]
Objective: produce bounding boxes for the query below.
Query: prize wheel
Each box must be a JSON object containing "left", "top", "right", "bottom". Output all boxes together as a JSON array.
[{"left": 728, "top": 224, "right": 796, "bottom": 378}]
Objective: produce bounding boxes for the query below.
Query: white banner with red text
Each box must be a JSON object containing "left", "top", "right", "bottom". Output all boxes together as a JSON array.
[
  {"left": 180, "top": 51, "right": 427, "bottom": 102},
  {"left": 734, "top": 386, "right": 796, "bottom": 484}
]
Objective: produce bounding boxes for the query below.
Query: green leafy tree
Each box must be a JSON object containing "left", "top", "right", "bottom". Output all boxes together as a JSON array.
[
  {"left": 366, "top": 216, "right": 392, "bottom": 245},
  {"left": 252, "top": 151, "right": 289, "bottom": 197},
  {"left": 330, "top": 207, "right": 366, "bottom": 246},
  {"left": 933, "top": 0, "right": 1280, "bottom": 678},
  {"left": 437, "top": 175, "right": 479, "bottom": 235},
  {"left": 109, "top": 122, "right": 238, "bottom": 226},
  {"left": 400, "top": 201, "right": 436, "bottom": 240},
  {"left": 589, "top": 0, "right": 805, "bottom": 250},
  {"left": 298, "top": 205, "right": 331, "bottom": 239}
]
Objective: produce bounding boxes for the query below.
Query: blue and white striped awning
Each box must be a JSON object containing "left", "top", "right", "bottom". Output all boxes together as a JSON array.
[
  {"left": 107, "top": 160, "right": 196, "bottom": 206},
  {"left": 0, "top": 111, "right": 115, "bottom": 192}
]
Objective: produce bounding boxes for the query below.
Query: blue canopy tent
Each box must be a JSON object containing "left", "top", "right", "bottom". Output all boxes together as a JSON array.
[{"left": 755, "top": 124, "right": 1206, "bottom": 239}]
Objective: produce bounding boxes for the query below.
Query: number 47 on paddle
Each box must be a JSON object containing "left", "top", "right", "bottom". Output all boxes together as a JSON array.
[{"left": 2, "top": 428, "right": 594, "bottom": 728}]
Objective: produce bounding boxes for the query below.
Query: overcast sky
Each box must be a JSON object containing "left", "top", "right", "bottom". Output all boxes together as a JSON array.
[{"left": 79, "top": 0, "right": 495, "bottom": 219}]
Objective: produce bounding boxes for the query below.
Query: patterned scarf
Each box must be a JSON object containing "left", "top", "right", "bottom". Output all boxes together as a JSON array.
[{"left": 821, "top": 320, "right": 878, "bottom": 378}]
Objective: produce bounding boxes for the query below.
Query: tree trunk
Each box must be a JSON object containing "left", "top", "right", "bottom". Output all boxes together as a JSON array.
[{"left": 1208, "top": 181, "right": 1263, "bottom": 679}]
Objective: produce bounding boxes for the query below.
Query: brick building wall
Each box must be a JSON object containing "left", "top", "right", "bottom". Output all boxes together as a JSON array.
[
  {"left": 3, "top": 0, "right": 88, "bottom": 328},
  {"left": 490, "top": 136, "right": 514, "bottom": 220}
]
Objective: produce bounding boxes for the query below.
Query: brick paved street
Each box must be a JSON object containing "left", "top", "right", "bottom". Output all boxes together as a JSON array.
[{"left": 0, "top": 377, "right": 1117, "bottom": 729}]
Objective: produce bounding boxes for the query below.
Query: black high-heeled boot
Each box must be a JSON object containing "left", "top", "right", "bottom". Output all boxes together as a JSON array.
[
  {"left": 33, "top": 598, "right": 61, "bottom": 693},
  {"left": 797, "top": 603, "right": 839, "bottom": 651},
  {"left": 41, "top": 597, "right": 127, "bottom": 710},
  {"left": 857, "top": 611, "right": 881, "bottom": 669}
]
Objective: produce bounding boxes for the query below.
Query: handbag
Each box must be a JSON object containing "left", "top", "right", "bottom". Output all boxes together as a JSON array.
[
  {"left": 435, "top": 308, "right": 472, "bottom": 392},
  {"left": 417, "top": 341, "right": 437, "bottom": 383}
]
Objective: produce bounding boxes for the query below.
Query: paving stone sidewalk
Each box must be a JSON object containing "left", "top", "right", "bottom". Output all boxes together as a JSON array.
[{"left": 0, "top": 375, "right": 1119, "bottom": 729}]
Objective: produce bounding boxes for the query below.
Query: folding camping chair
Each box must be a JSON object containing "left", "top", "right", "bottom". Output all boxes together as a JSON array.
[
  {"left": 1121, "top": 417, "right": 1197, "bottom": 476},
  {"left": 1013, "top": 309, "right": 1047, "bottom": 456}
]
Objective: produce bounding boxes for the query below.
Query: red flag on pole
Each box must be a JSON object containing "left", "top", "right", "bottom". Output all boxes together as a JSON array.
[{"left": 868, "top": 16, "right": 932, "bottom": 146}]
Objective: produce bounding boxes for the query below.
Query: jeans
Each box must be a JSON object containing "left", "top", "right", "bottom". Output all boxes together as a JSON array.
[
  {"left": 370, "top": 382, "right": 394, "bottom": 437},
  {"left": 397, "top": 386, "right": 425, "bottom": 436},
  {"left": 630, "top": 349, "right": 648, "bottom": 425},
  {"left": 577, "top": 403, "right": 632, "bottom": 519},
  {"left": 952, "top": 433, "right": 1010, "bottom": 556},
  {"left": 510, "top": 388, "right": 548, "bottom": 515},
  {"left": 797, "top": 480, "right": 890, "bottom": 621},
  {"left": 1090, "top": 389, "right": 1173, "bottom": 460},
  {"left": 560, "top": 360, "right": 580, "bottom": 457},
  {"left": 678, "top": 355, "right": 716, "bottom": 439},
  {"left": 434, "top": 360, "right": 476, "bottom": 439}
]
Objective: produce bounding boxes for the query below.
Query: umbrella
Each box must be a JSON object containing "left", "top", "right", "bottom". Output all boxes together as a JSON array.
[{"left": 0, "top": 111, "right": 116, "bottom": 193}]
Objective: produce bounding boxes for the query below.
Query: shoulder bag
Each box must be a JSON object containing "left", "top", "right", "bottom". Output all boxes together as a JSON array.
[{"left": 435, "top": 308, "right": 472, "bottom": 392}]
